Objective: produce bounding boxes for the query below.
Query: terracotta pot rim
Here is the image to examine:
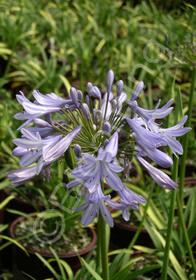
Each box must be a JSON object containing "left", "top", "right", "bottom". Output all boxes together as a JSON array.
[
  {"left": 114, "top": 219, "right": 147, "bottom": 233},
  {"left": 9, "top": 213, "right": 97, "bottom": 258},
  {"left": 184, "top": 176, "right": 196, "bottom": 186}
]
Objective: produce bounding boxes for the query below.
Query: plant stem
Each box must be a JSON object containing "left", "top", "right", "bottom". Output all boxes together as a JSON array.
[
  {"left": 96, "top": 217, "right": 102, "bottom": 270},
  {"left": 179, "top": 66, "right": 196, "bottom": 209},
  {"left": 161, "top": 157, "right": 178, "bottom": 280},
  {"left": 98, "top": 213, "right": 110, "bottom": 280}
]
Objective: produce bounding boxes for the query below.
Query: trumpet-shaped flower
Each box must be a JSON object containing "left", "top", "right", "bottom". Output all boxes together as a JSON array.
[
  {"left": 147, "top": 116, "right": 191, "bottom": 156},
  {"left": 75, "top": 184, "right": 114, "bottom": 227},
  {"left": 9, "top": 126, "right": 81, "bottom": 185},
  {"left": 126, "top": 117, "right": 173, "bottom": 168},
  {"left": 68, "top": 132, "right": 146, "bottom": 226}
]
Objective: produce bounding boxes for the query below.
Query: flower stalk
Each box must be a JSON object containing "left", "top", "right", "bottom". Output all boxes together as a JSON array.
[{"left": 98, "top": 212, "right": 110, "bottom": 280}]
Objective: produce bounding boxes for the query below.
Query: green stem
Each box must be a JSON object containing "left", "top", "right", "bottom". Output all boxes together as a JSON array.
[
  {"left": 96, "top": 217, "right": 102, "bottom": 270},
  {"left": 161, "top": 157, "right": 178, "bottom": 280},
  {"left": 98, "top": 213, "right": 110, "bottom": 280},
  {"left": 179, "top": 66, "right": 196, "bottom": 208}
]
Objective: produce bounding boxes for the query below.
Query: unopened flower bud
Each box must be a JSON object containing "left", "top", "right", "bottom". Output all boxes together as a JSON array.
[
  {"left": 92, "top": 86, "right": 101, "bottom": 98},
  {"left": 74, "top": 144, "right": 81, "bottom": 157},
  {"left": 131, "top": 81, "right": 144, "bottom": 101},
  {"left": 87, "top": 82, "right": 93, "bottom": 95},
  {"left": 117, "top": 80, "right": 124, "bottom": 97},
  {"left": 103, "top": 121, "right": 111, "bottom": 137},
  {"left": 107, "top": 70, "right": 114, "bottom": 93},
  {"left": 70, "top": 87, "right": 78, "bottom": 104},
  {"left": 81, "top": 103, "right": 90, "bottom": 119},
  {"left": 77, "top": 90, "right": 83, "bottom": 102}
]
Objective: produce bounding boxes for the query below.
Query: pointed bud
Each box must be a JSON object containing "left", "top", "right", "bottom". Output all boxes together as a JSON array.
[
  {"left": 81, "top": 103, "right": 89, "bottom": 119},
  {"left": 107, "top": 70, "right": 114, "bottom": 93},
  {"left": 87, "top": 82, "right": 93, "bottom": 95},
  {"left": 77, "top": 90, "right": 83, "bottom": 102},
  {"left": 74, "top": 144, "right": 81, "bottom": 157},
  {"left": 70, "top": 87, "right": 78, "bottom": 104},
  {"left": 92, "top": 86, "right": 101, "bottom": 98},
  {"left": 131, "top": 81, "right": 144, "bottom": 101},
  {"left": 116, "top": 80, "right": 124, "bottom": 97}
]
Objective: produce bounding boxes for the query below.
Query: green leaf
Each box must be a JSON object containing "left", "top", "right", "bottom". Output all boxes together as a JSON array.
[
  {"left": 0, "top": 235, "right": 28, "bottom": 255},
  {"left": 49, "top": 247, "right": 67, "bottom": 280},
  {"left": 37, "top": 211, "right": 63, "bottom": 219},
  {"left": 6, "top": 208, "right": 34, "bottom": 220},
  {"left": 0, "top": 224, "right": 8, "bottom": 232},
  {"left": 58, "top": 260, "right": 74, "bottom": 280},
  {"left": 95, "top": 39, "right": 106, "bottom": 54},
  {"left": 175, "top": 87, "right": 183, "bottom": 122},
  {"left": 0, "top": 179, "right": 11, "bottom": 190},
  {"left": 126, "top": 264, "right": 161, "bottom": 280},
  {"left": 111, "top": 257, "right": 141, "bottom": 280},
  {"left": 35, "top": 253, "right": 60, "bottom": 279},
  {"left": 79, "top": 257, "right": 102, "bottom": 280},
  {"left": 59, "top": 74, "right": 71, "bottom": 94},
  {"left": 0, "top": 195, "right": 15, "bottom": 210},
  {"left": 150, "top": 228, "right": 188, "bottom": 280}
]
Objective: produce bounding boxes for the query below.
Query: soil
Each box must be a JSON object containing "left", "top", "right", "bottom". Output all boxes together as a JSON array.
[{"left": 14, "top": 217, "right": 92, "bottom": 253}]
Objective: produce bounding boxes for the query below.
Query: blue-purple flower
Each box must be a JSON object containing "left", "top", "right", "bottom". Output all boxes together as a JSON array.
[
  {"left": 68, "top": 132, "right": 146, "bottom": 226},
  {"left": 8, "top": 69, "right": 191, "bottom": 227},
  {"left": 8, "top": 126, "right": 81, "bottom": 186}
]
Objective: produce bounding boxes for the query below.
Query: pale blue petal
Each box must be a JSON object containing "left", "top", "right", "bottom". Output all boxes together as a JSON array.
[
  {"left": 72, "top": 161, "right": 97, "bottom": 180},
  {"left": 8, "top": 165, "right": 38, "bottom": 186},
  {"left": 81, "top": 204, "right": 97, "bottom": 226},
  {"left": 67, "top": 179, "right": 84, "bottom": 189},
  {"left": 12, "top": 147, "right": 26, "bottom": 157},
  {"left": 82, "top": 153, "right": 96, "bottom": 163},
  {"left": 104, "top": 132, "right": 118, "bottom": 159},
  {"left": 20, "top": 151, "right": 41, "bottom": 167},
  {"left": 99, "top": 200, "right": 114, "bottom": 227},
  {"left": 44, "top": 126, "right": 81, "bottom": 163},
  {"left": 137, "top": 156, "right": 178, "bottom": 189},
  {"left": 102, "top": 162, "right": 124, "bottom": 191},
  {"left": 22, "top": 101, "right": 60, "bottom": 116},
  {"left": 108, "top": 162, "right": 124, "bottom": 173}
]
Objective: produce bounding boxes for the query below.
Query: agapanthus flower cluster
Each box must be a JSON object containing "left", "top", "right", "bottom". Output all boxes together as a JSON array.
[{"left": 8, "top": 70, "right": 191, "bottom": 227}]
